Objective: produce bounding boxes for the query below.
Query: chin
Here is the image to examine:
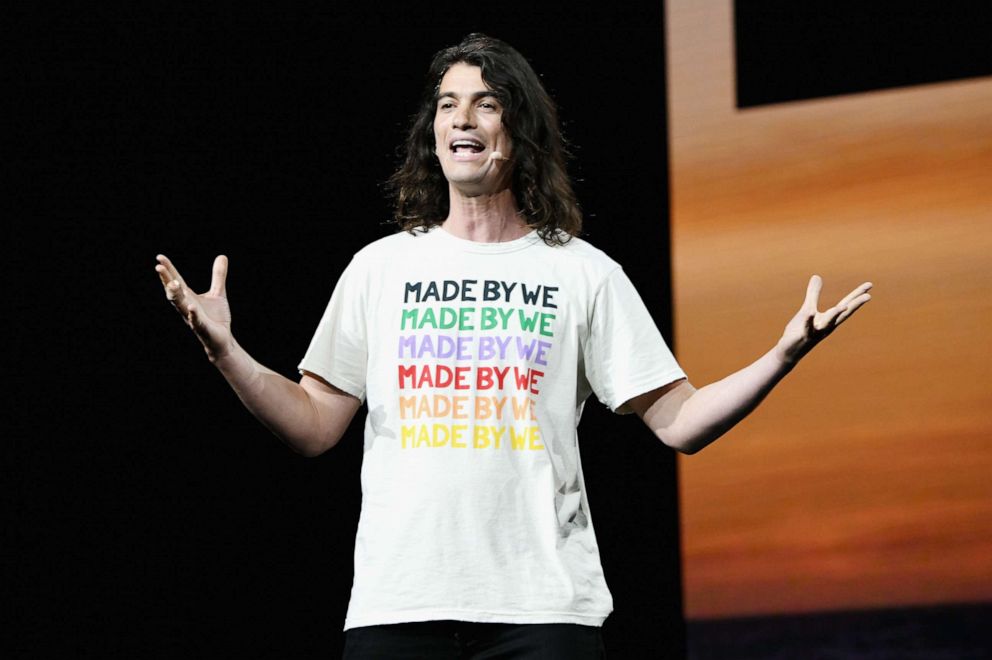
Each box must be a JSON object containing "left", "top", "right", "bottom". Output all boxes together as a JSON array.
[{"left": 442, "top": 170, "right": 485, "bottom": 186}]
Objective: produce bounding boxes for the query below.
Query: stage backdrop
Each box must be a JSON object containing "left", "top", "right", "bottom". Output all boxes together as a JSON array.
[{"left": 667, "top": 0, "right": 992, "bottom": 620}]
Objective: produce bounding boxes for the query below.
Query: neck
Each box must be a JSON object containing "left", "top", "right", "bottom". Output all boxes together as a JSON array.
[{"left": 442, "top": 185, "right": 529, "bottom": 243}]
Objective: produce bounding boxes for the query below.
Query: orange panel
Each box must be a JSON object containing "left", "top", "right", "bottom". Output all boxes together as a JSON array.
[{"left": 667, "top": 0, "right": 992, "bottom": 619}]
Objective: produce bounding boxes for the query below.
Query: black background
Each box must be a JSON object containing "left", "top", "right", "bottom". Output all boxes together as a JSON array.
[
  {"left": 13, "top": 3, "right": 683, "bottom": 658},
  {"left": 735, "top": 0, "right": 992, "bottom": 107}
]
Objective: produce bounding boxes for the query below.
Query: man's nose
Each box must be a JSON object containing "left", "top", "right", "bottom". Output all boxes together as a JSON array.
[{"left": 453, "top": 104, "right": 475, "bottom": 128}]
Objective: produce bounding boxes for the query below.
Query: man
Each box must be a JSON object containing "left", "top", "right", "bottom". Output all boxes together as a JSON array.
[{"left": 155, "top": 34, "right": 871, "bottom": 659}]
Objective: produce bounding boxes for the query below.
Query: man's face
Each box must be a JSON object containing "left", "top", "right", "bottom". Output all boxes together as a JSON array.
[{"left": 433, "top": 63, "right": 512, "bottom": 192}]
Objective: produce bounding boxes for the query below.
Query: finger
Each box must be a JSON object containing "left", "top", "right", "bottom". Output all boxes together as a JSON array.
[
  {"left": 155, "top": 254, "right": 178, "bottom": 282},
  {"left": 155, "top": 263, "right": 172, "bottom": 288},
  {"left": 835, "top": 293, "right": 871, "bottom": 324},
  {"left": 209, "top": 255, "right": 229, "bottom": 296},
  {"left": 156, "top": 254, "right": 188, "bottom": 290},
  {"left": 802, "top": 275, "right": 823, "bottom": 312},
  {"left": 837, "top": 281, "right": 873, "bottom": 309},
  {"left": 187, "top": 301, "right": 203, "bottom": 335},
  {"left": 816, "top": 304, "right": 847, "bottom": 331},
  {"left": 166, "top": 279, "right": 187, "bottom": 310}
]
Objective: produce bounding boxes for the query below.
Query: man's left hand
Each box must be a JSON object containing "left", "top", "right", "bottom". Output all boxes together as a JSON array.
[{"left": 776, "top": 275, "right": 872, "bottom": 365}]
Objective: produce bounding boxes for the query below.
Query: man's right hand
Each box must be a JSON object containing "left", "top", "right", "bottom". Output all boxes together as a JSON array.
[
  {"left": 156, "top": 254, "right": 234, "bottom": 363},
  {"left": 154, "top": 253, "right": 360, "bottom": 456}
]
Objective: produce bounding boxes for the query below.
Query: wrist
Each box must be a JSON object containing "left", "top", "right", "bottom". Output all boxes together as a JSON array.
[
  {"left": 209, "top": 336, "right": 242, "bottom": 370},
  {"left": 773, "top": 337, "right": 802, "bottom": 369}
]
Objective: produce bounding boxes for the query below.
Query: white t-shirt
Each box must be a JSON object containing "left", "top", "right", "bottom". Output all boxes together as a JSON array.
[{"left": 298, "top": 225, "right": 686, "bottom": 631}]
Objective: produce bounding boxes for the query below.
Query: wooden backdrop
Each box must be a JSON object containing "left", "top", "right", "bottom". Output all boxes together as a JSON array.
[{"left": 667, "top": 0, "right": 992, "bottom": 619}]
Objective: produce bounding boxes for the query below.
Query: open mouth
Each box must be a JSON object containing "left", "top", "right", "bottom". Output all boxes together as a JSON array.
[{"left": 450, "top": 139, "right": 486, "bottom": 154}]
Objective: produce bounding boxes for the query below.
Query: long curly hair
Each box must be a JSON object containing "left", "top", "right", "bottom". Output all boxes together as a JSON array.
[{"left": 387, "top": 34, "right": 582, "bottom": 246}]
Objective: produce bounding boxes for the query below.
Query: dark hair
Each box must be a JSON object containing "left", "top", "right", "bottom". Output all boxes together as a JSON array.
[{"left": 387, "top": 33, "right": 582, "bottom": 246}]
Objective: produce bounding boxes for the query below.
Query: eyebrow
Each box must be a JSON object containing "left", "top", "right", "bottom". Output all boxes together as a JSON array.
[{"left": 435, "top": 90, "right": 499, "bottom": 102}]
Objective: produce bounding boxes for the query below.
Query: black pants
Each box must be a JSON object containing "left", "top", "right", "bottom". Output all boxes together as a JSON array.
[{"left": 343, "top": 620, "right": 607, "bottom": 659}]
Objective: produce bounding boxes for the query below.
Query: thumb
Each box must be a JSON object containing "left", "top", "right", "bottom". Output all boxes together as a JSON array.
[
  {"left": 802, "top": 275, "right": 822, "bottom": 312},
  {"left": 209, "top": 255, "right": 229, "bottom": 296}
]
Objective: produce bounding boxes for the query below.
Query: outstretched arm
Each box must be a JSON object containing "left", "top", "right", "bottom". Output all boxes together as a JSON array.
[
  {"left": 628, "top": 276, "right": 872, "bottom": 454},
  {"left": 155, "top": 254, "right": 361, "bottom": 457}
]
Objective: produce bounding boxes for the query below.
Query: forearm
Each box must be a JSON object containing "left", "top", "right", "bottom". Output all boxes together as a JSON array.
[
  {"left": 642, "top": 276, "right": 872, "bottom": 454},
  {"left": 211, "top": 339, "right": 329, "bottom": 456},
  {"left": 665, "top": 343, "right": 795, "bottom": 454}
]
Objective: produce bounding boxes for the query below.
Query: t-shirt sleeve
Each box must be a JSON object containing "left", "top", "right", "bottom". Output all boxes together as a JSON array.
[
  {"left": 582, "top": 267, "right": 687, "bottom": 415},
  {"left": 297, "top": 257, "right": 368, "bottom": 403}
]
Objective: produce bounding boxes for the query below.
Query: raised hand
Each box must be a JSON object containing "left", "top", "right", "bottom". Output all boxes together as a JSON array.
[
  {"left": 776, "top": 275, "right": 872, "bottom": 365},
  {"left": 155, "top": 254, "right": 234, "bottom": 362}
]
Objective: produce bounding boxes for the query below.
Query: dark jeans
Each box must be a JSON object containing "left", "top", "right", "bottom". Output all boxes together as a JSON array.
[{"left": 343, "top": 619, "right": 607, "bottom": 659}]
